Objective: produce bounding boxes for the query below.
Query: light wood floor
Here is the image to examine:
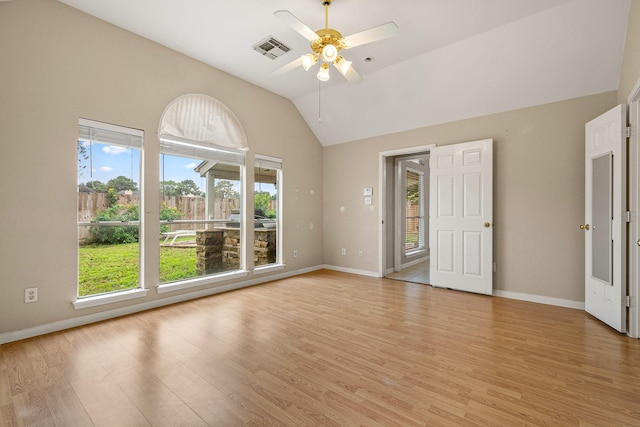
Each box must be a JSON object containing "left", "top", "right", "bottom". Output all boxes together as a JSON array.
[{"left": 1, "top": 270, "right": 639, "bottom": 426}]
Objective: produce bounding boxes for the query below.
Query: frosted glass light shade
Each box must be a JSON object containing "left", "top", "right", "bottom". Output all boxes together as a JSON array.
[
  {"left": 301, "top": 54, "right": 318, "bottom": 71},
  {"left": 321, "top": 44, "right": 338, "bottom": 62},
  {"left": 317, "top": 63, "right": 330, "bottom": 81},
  {"left": 335, "top": 56, "right": 352, "bottom": 75}
]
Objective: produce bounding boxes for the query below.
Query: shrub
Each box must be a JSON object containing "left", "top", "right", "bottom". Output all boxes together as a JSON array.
[
  {"left": 89, "top": 203, "right": 185, "bottom": 244},
  {"left": 160, "top": 203, "right": 183, "bottom": 233},
  {"left": 89, "top": 204, "right": 139, "bottom": 244}
]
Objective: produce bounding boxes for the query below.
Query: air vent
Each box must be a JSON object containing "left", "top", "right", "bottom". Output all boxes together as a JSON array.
[{"left": 253, "top": 36, "right": 291, "bottom": 60}]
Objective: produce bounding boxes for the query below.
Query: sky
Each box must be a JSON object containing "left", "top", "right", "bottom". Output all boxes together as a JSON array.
[
  {"left": 78, "top": 142, "right": 275, "bottom": 194},
  {"left": 79, "top": 141, "right": 205, "bottom": 190}
]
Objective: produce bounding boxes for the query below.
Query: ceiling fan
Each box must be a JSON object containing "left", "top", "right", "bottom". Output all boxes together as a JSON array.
[{"left": 273, "top": 0, "right": 398, "bottom": 83}]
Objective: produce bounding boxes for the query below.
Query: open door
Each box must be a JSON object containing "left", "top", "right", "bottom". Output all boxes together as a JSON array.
[
  {"left": 429, "top": 139, "right": 493, "bottom": 295},
  {"left": 584, "top": 105, "right": 626, "bottom": 333}
]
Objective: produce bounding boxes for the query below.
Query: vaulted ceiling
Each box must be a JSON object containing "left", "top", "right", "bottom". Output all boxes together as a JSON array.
[{"left": 57, "top": 0, "right": 631, "bottom": 146}]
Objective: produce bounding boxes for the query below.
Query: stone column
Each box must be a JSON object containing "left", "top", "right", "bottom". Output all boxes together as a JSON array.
[
  {"left": 222, "top": 228, "right": 241, "bottom": 271},
  {"left": 196, "top": 229, "right": 223, "bottom": 275},
  {"left": 254, "top": 229, "right": 276, "bottom": 266}
]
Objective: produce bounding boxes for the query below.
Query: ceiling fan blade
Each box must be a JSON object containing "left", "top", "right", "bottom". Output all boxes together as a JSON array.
[
  {"left": 342, "top": 22, "right": 399, "bottom": 49},
  {"left": 272, "top": 56, "right": 303, "bottom": 76},
  {"left": 274, "top": 10, "right": 319, "bottom": 43},
  {"left": 336, "top": 63, "right": 362, "bottom": 83},
  {"left": 333, "top": 62, "right": 362, "bottom": 83}
]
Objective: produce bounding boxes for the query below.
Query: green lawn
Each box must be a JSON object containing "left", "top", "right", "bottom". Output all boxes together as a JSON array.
[{"left": 78, "top": 242, "right": 196, "bottom": 297}]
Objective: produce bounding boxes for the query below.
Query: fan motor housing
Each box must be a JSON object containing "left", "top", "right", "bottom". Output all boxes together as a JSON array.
[{"left": 312, "top": 28, "right": 344, "bottom": 53}]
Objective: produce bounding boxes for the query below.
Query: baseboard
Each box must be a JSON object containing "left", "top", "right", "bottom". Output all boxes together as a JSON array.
[
  {"left": 321, "top": 264, "right": 382, "bottom": 278},
  {"left": 0, "top": 267, "right": 586, "bottom": 344},
  {"left": 0, "top": 265, "right": 324, "bottom": 344},
  {"left": 493, "top": 290, "right": 585, "bottom": 310}
]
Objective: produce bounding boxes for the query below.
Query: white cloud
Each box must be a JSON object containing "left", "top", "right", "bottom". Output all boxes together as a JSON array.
[
  {"left": 102, "top": 145, "right": 128, "bottom": 155},
  {"left": 185, "top": 162, "right": 198, "bottom": 169},
  {"left": 100, "top": 166, "right": 113, "bottom": 172}
]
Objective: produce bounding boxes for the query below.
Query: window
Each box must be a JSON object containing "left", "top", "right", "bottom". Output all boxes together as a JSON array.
[
  {"left": 159, "top": 138, "right": 245, "bottom": 286},
  {"left": 254, "top": 155, "right": 282, "bottom": 270},
  {"left": 77, "top": 119, "right": 143, "bottom": 299},
  {"left": 405, "top": 167, "right": 424, "bottom": 254}
]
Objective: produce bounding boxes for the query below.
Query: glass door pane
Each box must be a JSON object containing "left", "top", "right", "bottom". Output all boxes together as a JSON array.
[{"left": 591, "top": 153, "right": 612, "bottom": 283}]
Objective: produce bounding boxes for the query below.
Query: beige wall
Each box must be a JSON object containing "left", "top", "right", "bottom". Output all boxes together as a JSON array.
[
  {"left": 2, "top": 0, "right": 639, "bottom": 338},
  {"left": 323, "top": 92, "right": 617, "bottom": 302},
  {"left": 0, "top": 0, "right": 323, "bottom": 334},
  {"left": 619, "top": 0, "right": 640, "bottom": 103}
]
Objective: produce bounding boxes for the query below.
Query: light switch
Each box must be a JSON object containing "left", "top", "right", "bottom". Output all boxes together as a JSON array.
[{"left": 363, "top": 187, "right": 373, "bottom": 196}]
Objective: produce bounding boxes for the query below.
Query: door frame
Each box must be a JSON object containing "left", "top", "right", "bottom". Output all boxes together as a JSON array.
[
  {"left": 379, "top": 144, "right": 435, "bottom": 277},
  {"left": 627, "top": 79, "right": 640, "bottom": 339}
]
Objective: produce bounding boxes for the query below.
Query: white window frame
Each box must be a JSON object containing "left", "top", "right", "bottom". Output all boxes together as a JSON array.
[
  {"left": 74, "top": 118, "right": 148, "bottom": 309},
  {"left": 253, "top": 154, "right": 284, "bottom": 274},
  {"left": 405, "top": 165, "right": 426, "bottom": 255},
  {"left": 157, "top": 136, "right": 248, "bottom": 293}
]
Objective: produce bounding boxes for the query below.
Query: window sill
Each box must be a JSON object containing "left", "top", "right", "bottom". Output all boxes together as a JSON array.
[
  {"left": 253, "top": 264, "right": 285, "bottom": 275},
  {"left": 405, "top": 249, "right": 426, "bottom": 258},
  {"left": 157, "top": 270, "right": 249, "bottom": 294},
  {"left": 73, "top": 288, "right": 149, "bottom": 310}
]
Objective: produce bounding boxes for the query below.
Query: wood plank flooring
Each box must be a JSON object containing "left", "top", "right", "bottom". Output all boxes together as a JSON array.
[{"left": 1, "top": 270, "right": 639, "bottom": 426}]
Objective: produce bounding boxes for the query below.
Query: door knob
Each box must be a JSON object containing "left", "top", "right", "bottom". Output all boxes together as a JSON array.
[
  {"left": 579, "top": 224, "right": 591, "bottom": 230},
  {"left": 484, "top": 222, "right": 491, "bottom": 228}
]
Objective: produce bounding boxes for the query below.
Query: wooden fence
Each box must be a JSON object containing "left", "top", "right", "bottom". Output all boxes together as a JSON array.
[{"left": 77, "top": 193, "right": 240, "bottom": 241}]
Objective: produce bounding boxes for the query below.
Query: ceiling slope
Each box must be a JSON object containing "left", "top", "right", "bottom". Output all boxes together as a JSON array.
[{"left": 57, "top": 0, "right": 631, "bottom": 146}]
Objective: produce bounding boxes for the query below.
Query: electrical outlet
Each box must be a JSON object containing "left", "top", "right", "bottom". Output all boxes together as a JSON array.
[
  {"left": 293, "top": 250, "right": 298, "bottom": 258},
  {"left": 341, "top": 248, "right": 346, "bottom": 256},
  {"left": 25, "top": 287, "right": 38, "bottom": 303},
  {"left": 359, "top": 250, "right": 363, "bottom": 257}
]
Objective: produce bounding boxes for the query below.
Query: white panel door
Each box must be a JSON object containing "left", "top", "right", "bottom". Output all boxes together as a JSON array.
[
  {"left": 429, "top": 139, "right": 493, "bottom": 295},
  {"left": 584, "top": 105, "right": 626, "bottom": 333}
]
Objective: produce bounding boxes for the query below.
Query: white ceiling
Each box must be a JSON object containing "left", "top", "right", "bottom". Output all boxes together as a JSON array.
[{"left": 57, "top": 0, "right": 631, "bottom": 146}]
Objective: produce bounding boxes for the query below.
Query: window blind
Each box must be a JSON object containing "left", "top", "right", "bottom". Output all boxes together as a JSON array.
[
  {"left": 78, "top": 118, "right": 143, "bottom": 148},
  {"left": 255, "top": 155, "right": 282, "bottom": 171},
  {"left": 160, "top": 135, "right": 246, "bottom": 165}
]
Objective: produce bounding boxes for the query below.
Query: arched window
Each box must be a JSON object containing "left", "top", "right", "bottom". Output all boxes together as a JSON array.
[{"left": 157, "top": 94, "right": 249, "bottom": 290}]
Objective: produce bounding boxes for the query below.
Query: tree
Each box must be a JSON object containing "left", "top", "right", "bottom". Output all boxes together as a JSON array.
[
  {"left": 77, "top": 141, "right": 89, "bottom": 180},
  {"left": 161, "top": 179, "right": 204, "bottom": 197},
  {"left": 86, "top": 180, "right": 108, "bottom": 193},
  {"left": 160, "top": 180, "right": 179, "bottom": 197},
  {"left": 107, "top": 176, "right": 138, "bottom": 192},
  {"left": 175, "top": 179, "right": 204, "bottom": 197},
  {"left": 254, "top": 192, "right": 271, "bottom": 213},
  {"left": 213, "top": 180, "right": 239, "bottom": 199}
]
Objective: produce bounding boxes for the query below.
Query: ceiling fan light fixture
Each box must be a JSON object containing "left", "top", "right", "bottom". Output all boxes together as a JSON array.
[
  {"left": 273, "top": 0, "right": 398, "bottom": 83},
  {"left": 301, "top": 53, "right": 318, "bottom": 71},
  {"left": 317, "top": 63, "right": 330, "bottom": 81},
  {"left": 334, "top": 55, "right": 352, "bottom": 74},
  {"left": 321, "top": 43, "right": 338, "bottom": 62}
]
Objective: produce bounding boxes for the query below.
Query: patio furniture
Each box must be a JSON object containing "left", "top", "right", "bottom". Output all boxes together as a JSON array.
[{"left": 161, "top": 230, "right": 196, "bottom": 245}]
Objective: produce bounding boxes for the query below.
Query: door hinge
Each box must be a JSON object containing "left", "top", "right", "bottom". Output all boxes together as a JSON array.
[
  {"left": 626, "top": 295, "right": 632, "bottom": 308},
  {"left": 626, "top": 211, "right": 631, "bottom": 223},
  {"left": 625, "top": 126, "right": 632, "bottom": 138}
]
